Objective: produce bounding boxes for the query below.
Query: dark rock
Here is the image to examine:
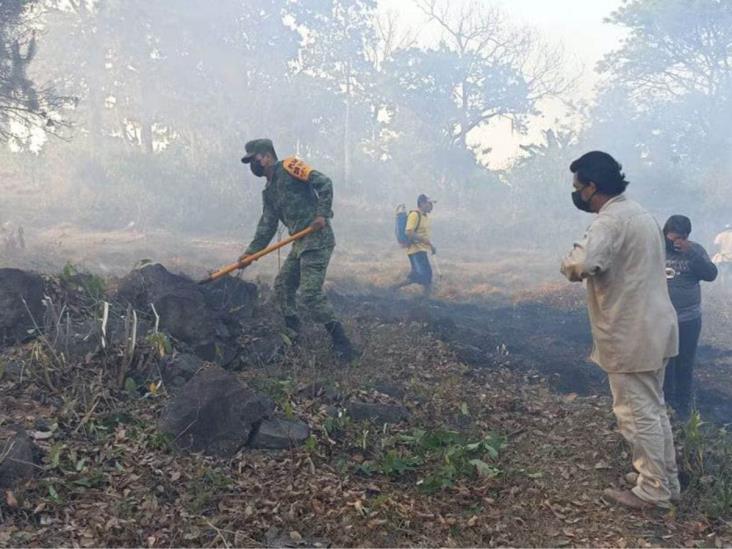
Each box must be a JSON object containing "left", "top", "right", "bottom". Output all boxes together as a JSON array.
[
  {"left": 194, "top": 340, "right": 240, "bottom": 368},
  {"left": 116, "top": 264, "right": 272, "bottom": 368},
  {"left": 346, "top": 401, "right": 410, "bottom": 424},
  {"left": 116, "top": 263, "right": 216, "bottom": 346},
  {"left": 160, "top": 352, "right": 203, "bottom": 391},
  {"left": 238, "top": 332, "right": 285, "bottom": 368},
  {"left": 153, "top": 292, "right": 215, "bottom": 345},
  {"left": 201, "top": 276, "right": 258, "bottom": 323},
  {"left": 0, "top": 429, "right": 37, "bottom": 489},
  {"left": 249, "top": 417, "right": 310, "bottom": 449},
  {"left": 158, "top": 365, "right": 274, "bottom": 457},
  {"left": 0, "top": 269, "right": 44, "bottom": 346}
]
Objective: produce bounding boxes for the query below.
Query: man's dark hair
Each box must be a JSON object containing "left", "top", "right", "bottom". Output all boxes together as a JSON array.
[
  {"left": 570, "top": 151, "right": 629, "bottom": 196},
  {"left": 664, "top": 215, "right": 692, "bottom": 236},
  {"left": 417, "top": 194, "right": 429, "bottom": 206}
]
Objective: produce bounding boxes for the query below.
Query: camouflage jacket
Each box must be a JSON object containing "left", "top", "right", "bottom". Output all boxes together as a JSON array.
[{"left": 245, "top": 158, "right": 335, "bottom": 256}]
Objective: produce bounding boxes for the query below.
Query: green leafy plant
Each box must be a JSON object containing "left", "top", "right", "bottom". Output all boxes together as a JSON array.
[
  {"left": 304, "top": 435, "right": 318, "bottom": 453},
  {"left": 379, "top": 449, "right": 422, "bottom": 477},
  {"left": 146, "top": 332, "right": 172, "bottom": 358},
  {"left": 60, "top": 262, "right": 106, "bottom": 300},
  {"left": 358, "top": 428, "right": 505, "bottom": 493},
  {"left": 323, "top": 410, "right": 351, "bottom": 437},
  {"left": 678, "top": 411, "right": 732, "bottom": 520}
]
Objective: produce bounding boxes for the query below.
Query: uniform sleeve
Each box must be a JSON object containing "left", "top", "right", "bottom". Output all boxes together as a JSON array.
[
  {"left": 561, "top": 217, "right": 620, "bottom": 282},
  {"left": 245, "top": 193, "right": 279, "bottom": 255},
  {"left": 309, "top": 170, "right": 334, "bottom": 219},
  {"left": 689, "top": 243, "right": 718, "bottom": 282}
]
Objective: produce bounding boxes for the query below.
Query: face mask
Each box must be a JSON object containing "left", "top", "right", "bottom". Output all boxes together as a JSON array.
[
  {"left": 572, "top": 189, "right": 595, "bottom": 212},
  {"left": 250, "top": 159, "right": 265, "bottom": 177}
]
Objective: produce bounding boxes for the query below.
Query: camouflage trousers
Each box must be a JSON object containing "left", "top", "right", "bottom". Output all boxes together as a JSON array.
[{"left": 274, "top": 246, "right": 336, "bottom": 325}]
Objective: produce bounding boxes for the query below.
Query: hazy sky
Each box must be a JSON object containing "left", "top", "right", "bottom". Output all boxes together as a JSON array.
[
  {"left": 378, "top": 0, "right": 626, "bottom": 167},
  {"left": 495, "top": 0, "right": 625, "bottom": 73}
]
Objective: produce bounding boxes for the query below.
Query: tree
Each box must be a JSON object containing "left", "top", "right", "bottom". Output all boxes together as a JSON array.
[
  {"left": 0, "top": 0, "right": 69, "bottom": 143},
  {"left": 389, "top": 0, "right": 572, "bottom": 151},
  {"left": 289, "top": 0, "right": 380, "bottom": 186},
  {"left": 30, "top": 0, "right": 303, "bottom": 232},
  {"left": 594, "top": 0, "right": 732, "bottom": 223},
  {"left": 376, "top": 0, "right": 573, "bottom": 204},
  {"left": 600, "top": 0, "right": 732, "bottom": 107}
]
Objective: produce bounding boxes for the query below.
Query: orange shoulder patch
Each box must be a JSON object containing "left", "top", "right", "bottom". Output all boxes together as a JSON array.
[{"left": 283, "top": 157, "right": 313, "bottom": 182}]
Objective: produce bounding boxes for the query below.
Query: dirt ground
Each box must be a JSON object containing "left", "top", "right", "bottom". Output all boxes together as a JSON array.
[{"left": 1, "top": 225, "right": 731, "bottom": 547}]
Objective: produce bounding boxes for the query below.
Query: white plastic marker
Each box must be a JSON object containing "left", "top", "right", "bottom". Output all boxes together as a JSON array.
[{"left": 432, "top": 253, "right": 443, "bottom": 280}]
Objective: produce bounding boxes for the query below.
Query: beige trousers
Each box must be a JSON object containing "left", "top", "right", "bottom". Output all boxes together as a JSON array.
[{"left": 607, "top": 367, "right": 680, "bottom": 505}]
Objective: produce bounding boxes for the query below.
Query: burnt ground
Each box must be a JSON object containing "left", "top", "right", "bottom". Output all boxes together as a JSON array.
[
  {"left": 332, "top": 286, "right": 732, "bottom": 426},
  {"left": 2, "top": 266, "right": 732, "bottom": 547}
]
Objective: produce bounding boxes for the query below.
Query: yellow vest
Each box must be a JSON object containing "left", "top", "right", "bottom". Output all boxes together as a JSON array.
[{"left": 405, "top": 210, "right": 432, "bottom": 255}]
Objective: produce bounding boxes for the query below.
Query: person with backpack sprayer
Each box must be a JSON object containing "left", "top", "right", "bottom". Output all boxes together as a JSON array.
[
  {"left": 393, "top": 194, "right": 436, "bottom": 296},
  {"left": 238, "top": 138, "right": 359, "bottom": 362}
]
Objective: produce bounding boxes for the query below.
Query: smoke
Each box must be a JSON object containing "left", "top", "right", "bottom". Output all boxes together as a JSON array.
[{"left": 0, "top": 0, "right": 728, "bottom": 291}]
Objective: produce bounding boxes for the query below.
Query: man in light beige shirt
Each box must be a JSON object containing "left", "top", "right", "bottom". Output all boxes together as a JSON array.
[{"left": 561, "top": 151, "right": 680, "bottom": 509}]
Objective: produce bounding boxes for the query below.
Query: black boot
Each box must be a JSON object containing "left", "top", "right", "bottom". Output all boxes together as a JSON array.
[
  {"left": 284, "top": 315, "right": 302, "bottom": 344},
  {"left": 325, "top": 321, "right": 360, "bottom": 362}
]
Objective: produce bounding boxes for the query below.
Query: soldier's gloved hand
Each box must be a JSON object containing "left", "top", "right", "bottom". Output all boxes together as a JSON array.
[{"left": 310, "top": 216, "right": 326, "bottom": 231}]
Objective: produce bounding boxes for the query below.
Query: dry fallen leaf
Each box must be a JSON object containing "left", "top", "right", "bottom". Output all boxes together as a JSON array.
[{"left": 5, "top": 490, "right": 18, "bottom": 508}]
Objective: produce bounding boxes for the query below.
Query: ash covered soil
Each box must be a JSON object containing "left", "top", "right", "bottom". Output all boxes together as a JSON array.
[
  {"left": 334, "top": 283, "right": 732, "bottom": 426},
  {"left": 1, "top": 264, "right": 731, "bottom": 547}
]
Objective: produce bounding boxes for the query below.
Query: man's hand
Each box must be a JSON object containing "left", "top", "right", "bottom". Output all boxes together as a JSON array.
[
  {"left": 238, "top": 253, "right": 253, "bottom": 264},
  {"left": 431, "top": 244, "right": 437, "bottom": 255},
  {"left": 310, "top": 216, "right": 326, "bottom": 231},
  {"left": 673, "top": 238, "right": 691, "bottom": 254}
]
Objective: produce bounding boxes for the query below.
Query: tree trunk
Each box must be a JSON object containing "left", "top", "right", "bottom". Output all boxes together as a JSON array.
[{"left": 343, "top": 64, "right": 352, "bottom": 188}]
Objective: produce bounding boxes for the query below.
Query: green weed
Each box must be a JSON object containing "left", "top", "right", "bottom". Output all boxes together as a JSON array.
[
  {"left": 357, "top": 427, "right": 505, "bottom": 493},
  {"left": 678, "top": 411, "right": 732, "bottom": 521}
]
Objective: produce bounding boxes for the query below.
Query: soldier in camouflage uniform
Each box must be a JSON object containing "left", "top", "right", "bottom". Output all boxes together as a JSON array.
[{"left": 240, "top": 138, "right": 358, "bottom": 361}]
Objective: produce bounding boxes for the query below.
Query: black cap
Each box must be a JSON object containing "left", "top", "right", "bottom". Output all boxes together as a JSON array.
[
  {"left": 241, "top": 138, "right": 275, "bottom": 163},
  {"left": 417, "top": 194, "right": 436, "bottom": 205}
]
